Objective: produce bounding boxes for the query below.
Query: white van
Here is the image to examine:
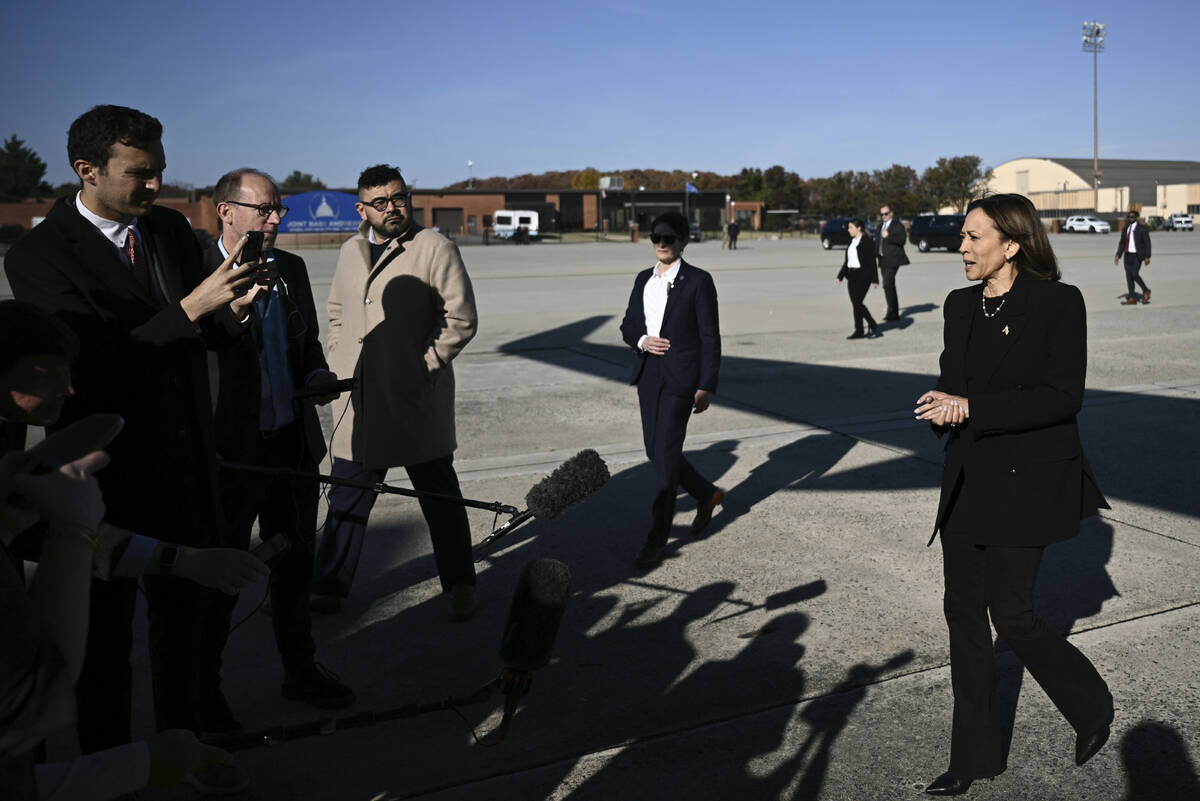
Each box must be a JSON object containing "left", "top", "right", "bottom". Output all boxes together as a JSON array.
[{"left": 492, "top": 210, "right": 539, "bottom": 239}]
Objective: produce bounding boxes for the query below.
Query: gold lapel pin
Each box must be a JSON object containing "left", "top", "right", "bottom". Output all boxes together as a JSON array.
[{"left": 1002, "top": 325, "right": 1010, "bottom": 336}]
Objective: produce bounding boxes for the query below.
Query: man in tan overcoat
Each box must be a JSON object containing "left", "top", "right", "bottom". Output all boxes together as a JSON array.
[{"left": 310, "top": 165, "right": 479, "bottom": 620}]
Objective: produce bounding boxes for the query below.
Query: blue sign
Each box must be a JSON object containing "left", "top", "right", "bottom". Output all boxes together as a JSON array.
[{"left": 279, "top": 190, "right": 361, "bottom": 233}]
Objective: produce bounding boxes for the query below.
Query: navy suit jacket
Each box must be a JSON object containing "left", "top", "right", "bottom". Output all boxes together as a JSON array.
[
  {"left": 1115, "top": 222, "right": 1151, "bottom": 261},
  {"left": 619, "top": 259, "right": 720, "bottom": 395},
  {"left": 931, "top": 273, "right": 1107, "bottom": 546}
]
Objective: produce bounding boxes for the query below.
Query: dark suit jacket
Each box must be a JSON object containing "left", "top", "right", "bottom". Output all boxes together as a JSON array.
[
  {"left": 837, "top": 235, "right": 879, "bottom": 284},
  {"left": 1115, "top": 222, "right": 1151, "bottom": 261},
  {"left": 931, "top": 273, "right": 1107, "bottom": 546},
  {"left": 877, "top": 220, "right": 910, "bottom": 269},
  {"left": 619, "top": 260, "right": 720, "bottom": 395},
  {"left": 205, "top": 244, "right": 329, "bottom": 465},
  {"left": 4, "top": 198, "right": 245, "bottom": 546}
]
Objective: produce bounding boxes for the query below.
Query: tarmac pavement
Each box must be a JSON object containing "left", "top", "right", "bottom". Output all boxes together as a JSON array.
[{"left": 9, "top": 230, "right": 1198, "bottom": 800}]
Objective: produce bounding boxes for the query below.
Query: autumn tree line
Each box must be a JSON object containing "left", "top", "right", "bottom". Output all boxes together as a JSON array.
[{"left": 2, "top": 133, "right": 990, "bottom": 217}]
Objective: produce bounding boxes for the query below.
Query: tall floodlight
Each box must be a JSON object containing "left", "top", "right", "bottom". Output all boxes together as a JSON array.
[
  {"left": 1082, "top": 21, "right": 1106, "bottom": 211},
  {"left": 467, "top": 160, "right": 474, "bottom": 190}
]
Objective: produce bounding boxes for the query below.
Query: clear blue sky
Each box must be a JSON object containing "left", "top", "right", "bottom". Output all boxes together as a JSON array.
[{"left": 2, "top": 0, "right": 1196, "bottom": 190}]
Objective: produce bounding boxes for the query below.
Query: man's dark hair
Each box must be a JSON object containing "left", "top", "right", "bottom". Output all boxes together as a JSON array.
[
  {"left": 0, "top": 300, "right": 79, "bottom": 374},
  {"left": 357, "top": 164, "right": 406, "bottom": 193},
  {"left": 66, "top": 105, "right": 162, "bottom": 170},
  {"left": 213, "top": 168, "right": 278, "bottom": 208},
  {"left": 651, "top": 211, "right": 689, "bottom": 240}
]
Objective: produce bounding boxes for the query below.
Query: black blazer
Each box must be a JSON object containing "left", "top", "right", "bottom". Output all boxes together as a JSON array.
[
  {"left": 877, "top": 220, "right": 910, "bottom": 269},
  {"left": 1115, "top": 222, "right": 1151, "bottom": 261},
  {"left": 4, "top": 198, "right": 245, "bottom": 546},
  {"left": 205, "top": 244, "right": 329, "bottom": 465},
  {"left": 837, "top": 235, "right": 879, "bottom": 284},
  {"left": 931, "top": 273, "right": 1107, "bottom": 546},
  {"left": 619, "top": 259, "right": 720, "bottom": 395}
]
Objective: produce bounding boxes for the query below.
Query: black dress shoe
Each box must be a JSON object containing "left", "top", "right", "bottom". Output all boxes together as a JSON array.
[
  {"left": 1075, "top": 709, "right": 1114, "bottom": 766},
  {"left": 283, "top": 662, "right": 356, "bottom": 709},
  {"left": 846, "top": 331, "right": 866, "bottom": 340},
  {"left": 883, "top": 314, "right": 899, "bottom": 322},
  {"left": 634, "top": 543, "right": 665, "bottom": 569},
  {"left": 924, "top": 772, "right": 985, "bottom": 796},
  {"left": 867, "top": 327, "right": 882, "bottom": 338}
]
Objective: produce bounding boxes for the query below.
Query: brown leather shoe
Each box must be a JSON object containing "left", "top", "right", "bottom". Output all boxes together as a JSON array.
[
  {"left": 692, "top": 488, "right": 725, "bottom": 534},
  {"left": 1141, "top": 288, "right": 1151, "bottom": 304},
  {"left": 449, "top": 583, "right": 478, "bottom": 622},
  {"left": 634, "top": 544, "right": 666, "bottom": 569},
  {"left": 1120, "top": 297, "right": 1139, "bottom": 305}
]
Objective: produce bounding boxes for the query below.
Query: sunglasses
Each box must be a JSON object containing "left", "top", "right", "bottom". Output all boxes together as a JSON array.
[{"left": 650, "top": 233, "right": 679, "bottom": 245}]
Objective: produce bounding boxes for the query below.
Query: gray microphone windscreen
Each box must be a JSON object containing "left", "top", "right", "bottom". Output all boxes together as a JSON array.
[
  {"left": 499, "top": 559, "right": 572, "bottom": 672},
  {"left": 524, "top": 449, "right": 609, "bottom": 519}
]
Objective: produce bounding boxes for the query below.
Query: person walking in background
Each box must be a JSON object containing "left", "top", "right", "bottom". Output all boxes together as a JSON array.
[
  {"left": 915, "top": 193, "right": 1112, "bottom": 796},
  {"left": 726, "top": 219, "right": 740, "bottom": 250},
  {"left": 310, "top": 164, "right": 480, "bottom": 621},
  {"left": 835, "top": 218, "right": 880, "bottom": 339},
  {"left": 1114, "top": 210, "right": 1151, "bottom": 305},
  {"left": 620, "top": 211, "right": 723, "bottom": 570},
  {"left": 877, "top": 205, "right": 909, "bottom": 321}
]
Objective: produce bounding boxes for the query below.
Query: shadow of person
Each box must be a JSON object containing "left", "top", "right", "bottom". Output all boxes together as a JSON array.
[
  {"left": 760, "top": 649, "right": 916, "bottom": 800},
  {"left": 992, "top": 517, "right": 1118, "bottom": 762},
  {"left": 1119, "top": 720, "right": 1200, "bottom": 801}
]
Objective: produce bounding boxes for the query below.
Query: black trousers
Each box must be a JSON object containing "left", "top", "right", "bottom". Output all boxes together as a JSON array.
[
  {"left": 216, "top": 422, "right": 317, "bottom": 678},
  {"left": 637, "top": 357, "right": 715, "bottom": 546},
  {"left": 1123, "top": 253, "right": 1149, "bottom": 296},
  {"left": 846, "top": 278, "right": 876, "bottom": 333},
  {"left": 941, "top": 536, "right": 1112, "bottom": 778},
  {"left": 75, "top": 576, "right": 137, "bottom": 753},
  {"left": 880, "top": 266, "right": 900, "bottom": 317},
  {"left": 311, "top": 454, "right": 476, "bottom": 597}
]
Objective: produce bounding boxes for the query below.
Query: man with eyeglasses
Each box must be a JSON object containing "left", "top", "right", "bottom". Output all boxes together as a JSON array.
[
  {"left": 876, "top": 205, "right": 909, "bottom": 321},
  {"left": 619, "top": 211, "right": 723, "bottom": 570},
  {"left": 4, "top": 105, "right": 261, "bottom": 793},
  {"left": 206, "top": 168, "right": 354, "bottom": 722},
  {"left": 311, "top": 164, "right": 480, "bottom": 621}
]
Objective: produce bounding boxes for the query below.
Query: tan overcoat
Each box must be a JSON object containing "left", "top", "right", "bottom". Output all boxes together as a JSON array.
[{"left": 327, "top": 221, "right": 477, "bottom": 469}]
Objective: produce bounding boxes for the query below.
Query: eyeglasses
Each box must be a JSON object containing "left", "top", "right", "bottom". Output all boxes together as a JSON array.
[
  {"left": 362, "top": 193, "right": 411, "bottom": 212},
  {"left": 650, "top": 233, "right": 679, "bottom": 245},
  {"left": 227, "top": 200, "right": 289, "bottom": 219}
]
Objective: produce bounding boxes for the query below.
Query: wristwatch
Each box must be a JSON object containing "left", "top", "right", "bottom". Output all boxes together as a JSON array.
[{"left": 159, "top": 544, "right": 180, "bottom": 576}]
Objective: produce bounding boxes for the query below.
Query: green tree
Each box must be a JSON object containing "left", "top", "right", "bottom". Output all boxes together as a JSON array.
[
  {"left": 0, "top": 135, "right": 48, "bottom": 198},
  {"left": 809, "top": 170, "right": 872, "bottom": 217},
  {"left": 280, "top": 171, "right": 326, "bottom": 192},
  {"left": 868, "top": 164, "right": 929, "bottom": 217},
  {"left": 922, "top": 156, "right": 993, "bottom": 213}
]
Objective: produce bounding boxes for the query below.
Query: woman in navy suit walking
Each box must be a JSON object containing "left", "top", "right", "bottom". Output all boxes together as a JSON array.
[{"left": 915, "top": 194, "right": 1113, "bottom": 795}]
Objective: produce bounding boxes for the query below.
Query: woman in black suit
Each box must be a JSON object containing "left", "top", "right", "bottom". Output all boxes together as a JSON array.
[
  {"left": 835, "top": 219, "right": 880, "bottom": 339},
  {"left": 914, "top": 194, "right": 1113, "bottom": 796}
]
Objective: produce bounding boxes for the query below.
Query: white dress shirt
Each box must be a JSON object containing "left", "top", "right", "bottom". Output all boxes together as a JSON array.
[
  {"left": 637, "top": 259, "right": 682, "bottom": 351},
  {"left": 75, "top": 191, "right": 163, "bottom": 300},
  {"left": 847, "top": 236, "right": 862, "bottom": 268},
  {"left": 1126, "top": 222, "right": 1138, "bottom": 253}
]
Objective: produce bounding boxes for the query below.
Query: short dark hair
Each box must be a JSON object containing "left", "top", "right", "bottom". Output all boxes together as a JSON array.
[
  {"left": 966, "top": 193, "right": 1060, "bottom": 281},
  {"left": 357, "top": 164, "right": 405, "bottom": 193},
  {"left": 0, "top": 300, "right": 79, "bottom": 375},
  {"left": 651, "top": 210, "right": 689, "bottom": 240},
  {"left": 213, "top": 168, "right": 278, "bottom": 208},
  {"left": 67, "top": 105, "right": 162, "bottom": 170}
]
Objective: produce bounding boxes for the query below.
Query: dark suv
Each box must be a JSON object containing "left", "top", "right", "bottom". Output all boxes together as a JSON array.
[
  {"left": 908, "top": 214, "right": 965, "bottom": 252},
  {"left": 820, "top": 218, "right": 878, "bottom": 249}
]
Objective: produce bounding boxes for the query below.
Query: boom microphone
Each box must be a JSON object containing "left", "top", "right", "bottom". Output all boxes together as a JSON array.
[{"left": 474, "top": 449, "right": 609, "bottom": 553}]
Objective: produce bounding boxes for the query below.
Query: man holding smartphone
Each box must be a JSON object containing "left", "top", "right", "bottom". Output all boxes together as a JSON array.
[{"left": 208, "top": 169, "right": 354, "bottom": 712}]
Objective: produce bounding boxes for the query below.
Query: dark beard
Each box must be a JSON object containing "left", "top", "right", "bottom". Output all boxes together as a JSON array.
[{"left": 371, "top": 215, "right": 410, "bottom": 242}]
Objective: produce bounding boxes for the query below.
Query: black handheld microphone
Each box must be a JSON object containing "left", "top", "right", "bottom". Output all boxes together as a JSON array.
[
  {"left": 292, "top": 377, "right": 358, "bottom": 400},
  {"left": 475, "top": 450, "right": 609, "bottom": 553}
]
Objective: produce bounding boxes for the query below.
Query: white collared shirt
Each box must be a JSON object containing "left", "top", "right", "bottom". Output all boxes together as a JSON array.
[
  {"left": 1126, "top": 222, "right": 1137, "bottom": 253},
  {"left": 847, "top": 236, "right": 862, "bottom": 268},
  {"left": 637, "top": 259, "right": 681, "bottom": 350},
  {"left": 75, "top": 190, "right": 137, "bottom": 252}
]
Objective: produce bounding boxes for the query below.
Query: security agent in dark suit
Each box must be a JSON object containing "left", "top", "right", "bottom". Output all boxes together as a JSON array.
[
  {"left": 915, "top": 194, "right": 1112, "bottom": 796},
  {"left": 208, "top": 169, "right": 354, "bottom": 712},
  {"left": 619, "top": 211, "right": 723, "bottom": 569},
  {"left": 1114, "top": 211, "right": 1151, "bottom": 304},
  {"left": 877, "top": 204, "right": 909, "bottom": 320},
  {"left": 3, "top": 106, "right": 261, "bottom": 757}
]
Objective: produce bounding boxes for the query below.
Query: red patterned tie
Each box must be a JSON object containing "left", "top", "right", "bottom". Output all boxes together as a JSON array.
[{"left": 125, "top": 227, "right": 152, "bottom": 295}]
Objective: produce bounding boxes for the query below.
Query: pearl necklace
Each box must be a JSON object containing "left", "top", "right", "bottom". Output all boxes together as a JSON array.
[{"left": 981, "top": 291, "right": 1008, "bottom": 318}]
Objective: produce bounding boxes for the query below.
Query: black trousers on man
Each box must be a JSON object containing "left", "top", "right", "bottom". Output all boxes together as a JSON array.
[
  {"left": 637, "top": 356, "right": 716, "bottom": 546},
  {"left": 940, "top": 536, "right": 1112, "bottom": 779},
  {"left": 1123, "top": 253, "right": 1149, "bottom": 298},
  {"left": 880, "top": 266, "right": 900, "bottom": 319},
  {"left": 215, "top": 421, "right": 318, "bottom": 680}
]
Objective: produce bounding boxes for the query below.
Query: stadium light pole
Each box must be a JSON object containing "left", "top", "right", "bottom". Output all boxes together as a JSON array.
[{"left": 1082, "top": 21, "right": 1106, "bottom": 212}]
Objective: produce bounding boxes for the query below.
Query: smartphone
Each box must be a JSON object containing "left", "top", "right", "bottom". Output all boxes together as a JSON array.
[
  {"left": 250, "top": 531, "right": 291, "bottom": 566},
  {"left": 28, "top": 414, "right": 124, "bottom": 473},
  {"left": 241, "top": 230, "right": 264, "bottom": 264}
]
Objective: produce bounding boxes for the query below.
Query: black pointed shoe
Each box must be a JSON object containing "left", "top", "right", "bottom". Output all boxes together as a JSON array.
[
  {"left": 1075, "top": 709, "right": 1114, "bottom": 766},
  {"left": 925, "top": 772, "right": 990, "bottom": 796}
]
